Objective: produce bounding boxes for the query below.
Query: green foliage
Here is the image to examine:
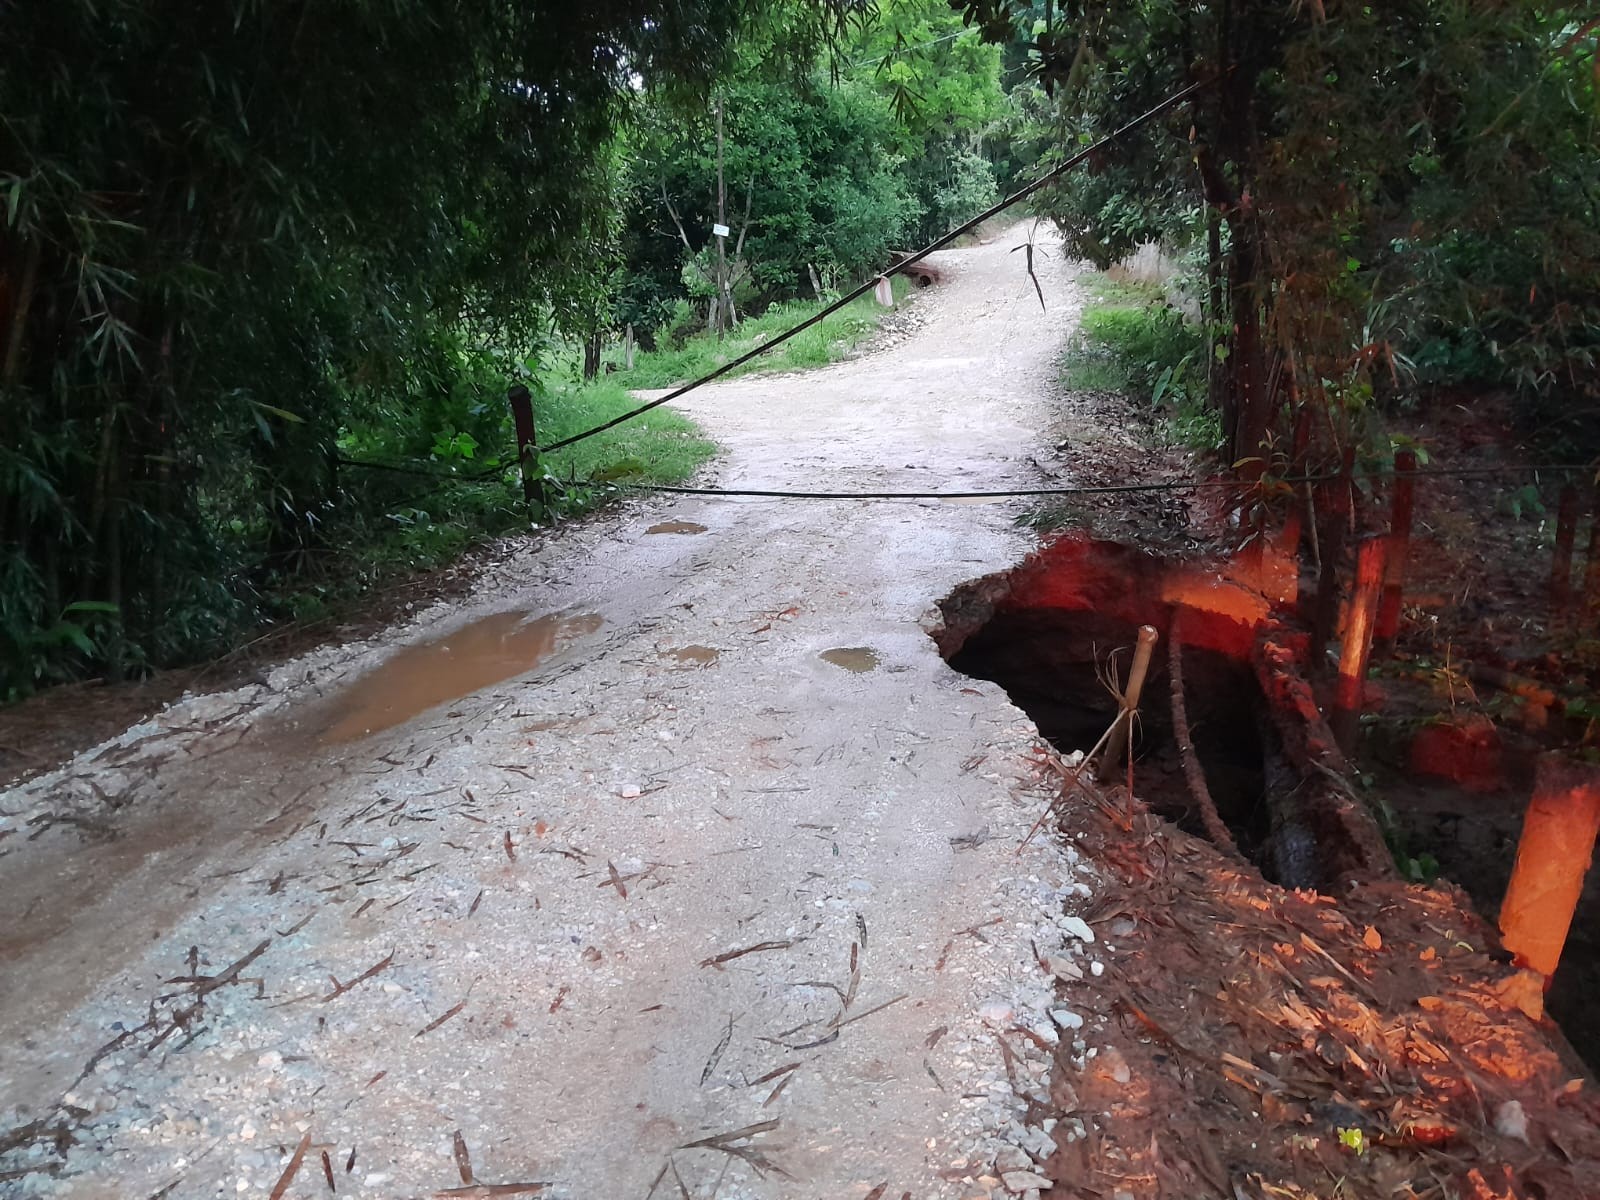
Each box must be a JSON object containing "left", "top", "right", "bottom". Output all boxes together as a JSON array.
[
  {"left": 0, "top": 0, "right": 750, "bottom": 697},
  {"left": 623, "top": 282, "right": 907, "bottom": 388},
  {"left": 956, "top": 1, "right": 1600, "bottom": 472},
  {"left": 1063, "top": 278, "right": 1218, "bottom": 451},
  {"left": 0, "top": 0, "right": 1010, "bottom": 700},
  {"left": 617, "top": 0, "right": 1007, "bottom": 331}
]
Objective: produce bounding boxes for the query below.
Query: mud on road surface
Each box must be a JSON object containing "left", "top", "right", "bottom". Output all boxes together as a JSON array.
[{"left": 0, "top": 226, "right": 1101, "bottom": 1197}]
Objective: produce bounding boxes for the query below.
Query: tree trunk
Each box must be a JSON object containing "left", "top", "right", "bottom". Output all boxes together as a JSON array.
[
  {"left": 1205, "top": 209, "right": 1223, "bottom": 416},
  {"left": 712, "top": 96, "right": 732, "bottom": 338},
  {"left": 1226, "top": 222, "right": 1268, "bottom": 477},
  {"left": 582, "top": 330, "right": 602, "bottom": 381}
]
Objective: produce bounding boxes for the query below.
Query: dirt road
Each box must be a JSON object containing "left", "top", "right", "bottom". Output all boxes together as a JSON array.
[{"left": 0, "top": 226, "right": 1102, "bottom": 1199}]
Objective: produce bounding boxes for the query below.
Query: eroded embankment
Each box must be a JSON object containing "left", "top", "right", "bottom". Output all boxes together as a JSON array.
[
  {"left": 933, "top": 533, "right": 1392, "bottom": 891},
  {"left": 926, "top": 532, "right": 1600, "bottom": 1200}
]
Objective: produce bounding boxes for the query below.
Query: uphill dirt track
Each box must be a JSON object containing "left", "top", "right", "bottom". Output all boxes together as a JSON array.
[{"left": 0, "top": 225, "right": 1100, "bottom": 1197}]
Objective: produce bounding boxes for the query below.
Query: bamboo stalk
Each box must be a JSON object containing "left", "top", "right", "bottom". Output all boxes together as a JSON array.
[
  {"left": 1374, "top": 449, "right": 1416, "bottom": 650},
  {"left": 1097, "top": 625, "right": 1160, "bottom": 781},
  {"left": 1331, "top": 535, "right": 1387, "bottom": 752},
  {"left": 1499, "top": 754, "right": 1600, "bottom": 981}
]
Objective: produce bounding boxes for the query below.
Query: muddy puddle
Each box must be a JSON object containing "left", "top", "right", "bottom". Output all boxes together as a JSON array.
[
  {"left": 320, "top": 610, "right": 604, "bottom": 742},
  {"left": 645, "top": 520, "right": 707, "bottom": 535},
  {"left": 663, "top": 645, "right": 719, "bottom": 667},
  {"left": 821, "top": 647, "right": 879, "bottom": 673}
]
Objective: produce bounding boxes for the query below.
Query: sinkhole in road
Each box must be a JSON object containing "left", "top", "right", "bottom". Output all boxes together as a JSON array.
[
  {"left": 948, "top": 605, "right": 1280, "bottom": 869},
  {"left": 931, "top": 534, "right": 1331, "bottom": 885}
]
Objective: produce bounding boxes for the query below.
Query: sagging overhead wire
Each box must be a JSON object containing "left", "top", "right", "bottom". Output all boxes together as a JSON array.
[{"left": 611, "top": 461, "right": 1599, "bottom": 503}]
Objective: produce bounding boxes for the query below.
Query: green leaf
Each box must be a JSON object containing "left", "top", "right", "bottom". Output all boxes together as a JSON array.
[
  {"left": 590, "top": 457, "right": 648, "bottom": 482},
  {"left": 49, "top": 621, "right": 96, "bottom": 656},
  {"left": 249, "top": 400, "right": 306, "bottom": 424}
]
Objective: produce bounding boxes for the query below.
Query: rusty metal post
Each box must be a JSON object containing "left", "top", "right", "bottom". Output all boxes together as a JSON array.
[
  {"left": 1374, "top": 450, "right": 1417, "bottom": 651},
  {"left": 1331, "top": 535, "right": 1387, "bottom": 752},
  {"left": 1499, "top": 754, "right": 1600, "bottom": 983},
  {"left": 1550, "top": 485, "right": 1580, "bottom": 627},
  {"left": 507, "top": 384, "right": 542, "bottom": 510}
]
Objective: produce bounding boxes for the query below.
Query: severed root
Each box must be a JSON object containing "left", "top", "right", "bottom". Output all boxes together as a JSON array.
[{"left": 1168, "top": 611, "right": 1243, "bottom": 859}]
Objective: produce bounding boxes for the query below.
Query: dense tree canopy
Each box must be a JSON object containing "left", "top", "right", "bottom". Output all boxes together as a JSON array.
[
  {"left": 956, "top": 1, "right": 1600, "bottom": 473},
  {"left": 0, "top": 0, "right": 1006, "bottom": 695}
]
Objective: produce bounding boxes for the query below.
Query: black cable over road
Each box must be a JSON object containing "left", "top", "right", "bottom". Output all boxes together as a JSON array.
[{"left": 614, "top": 461, "right": 1598, "bottom": 503}]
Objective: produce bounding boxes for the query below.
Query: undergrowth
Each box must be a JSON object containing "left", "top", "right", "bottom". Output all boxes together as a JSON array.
[
  {"left": 1062, "top": 273, "right": 1219, "bottom": 452},
  {"left": 619, "top": 281, "right": 909, "bottom": 388},
  {"left": 272, "top": 381, "right": 714, "bottom": 629},
  {"left": 2, "top": 281, "right": 906, "bottom": 697}
]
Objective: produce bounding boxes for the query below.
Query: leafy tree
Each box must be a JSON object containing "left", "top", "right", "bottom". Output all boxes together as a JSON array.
[{"left": 953, "top": 2, "right": 1600, "bottom": 475}]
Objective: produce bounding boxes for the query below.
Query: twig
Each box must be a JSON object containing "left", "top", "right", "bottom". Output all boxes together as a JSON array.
[
  {"left": 1018, "top": 718, "right": 1120, "bottom": 851},
  {"left": 699, "top": 939, "right": 792, "bottom": 969},
  {"left": 700, "top": 1014, "right": 735, "bottom": 1085},
  {"left": 322, "top": 951, "right": 396, "bottom": 1002},
  {"left": 1169, "top": 612, "right": 1241, "bottom": 856},
  {"left": 416, "top": 1000, "right": 467, "bottom": 1038},
  {"left": 829, "top": 993, "right": 908, "bottom": 1031},
  {"left": 269, "top": 1131, "right": 313, "bottom": 1200}
]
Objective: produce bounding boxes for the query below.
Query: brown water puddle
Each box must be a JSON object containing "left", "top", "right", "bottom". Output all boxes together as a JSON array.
[
  {"left": 646, "top": 520, "right": 707, "bottom": 535},
  {"left": 663, "top": 645, "right": 719, "bottom": 667},
  {"left": 321, "top": 610, "right": 604, "bottom": 742},
  {"left": 821, "top": 647, "right": 879, "bottom": 673}
]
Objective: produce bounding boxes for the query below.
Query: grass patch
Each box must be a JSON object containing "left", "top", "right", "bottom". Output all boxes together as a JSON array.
[
  {"left": 620, "top": 280, "right": 910, "bottom": 388},
  {"left": 1063, "top": 271, "right": 1220, "bottom": 452},
  {"left": 537, "top": 376, "right": 716, "bottom": 488}
]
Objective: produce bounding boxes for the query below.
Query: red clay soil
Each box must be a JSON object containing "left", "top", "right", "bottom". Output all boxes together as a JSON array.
[{"left": 1036, "top": 779, "right": 1600, "bottom": 1200}]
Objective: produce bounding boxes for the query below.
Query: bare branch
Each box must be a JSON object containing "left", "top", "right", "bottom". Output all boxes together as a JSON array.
[{"left": 661, "top": 183, "right": 713, "bottom": 284}]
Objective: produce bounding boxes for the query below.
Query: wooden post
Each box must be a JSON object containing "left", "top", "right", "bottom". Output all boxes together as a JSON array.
[
  {"left": 1581, "top": 480, "right": 1600, "bottom": 630},
  {"left": 623, "top": 324, "right": 636, "bottom": 371},
  {"left": 1499, "top": 754, "right": 1600, "bottom": 982},
  {"left": 507, "top": 384, "right": 541, "bottom": 510},
  {"left": 1097, "top": 625, "right": 1160, "bottom": 782},
  {"left": 1309, "top": 446, "right": 1357, "bottom": 675},
  {"left": 1550, "top": 484, "right": 1580, "bottom": 627},
  {"left": 1374, "top": 450, "right": 1417, "bottom": 651},
  {"left": 1331, "top": 535, "right": 1387, "bottom": 752}
]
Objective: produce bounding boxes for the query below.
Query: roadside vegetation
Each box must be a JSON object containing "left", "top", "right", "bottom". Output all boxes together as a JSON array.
[{"left": 1062, "top": 274, "right": 1219, "bottom": 453}]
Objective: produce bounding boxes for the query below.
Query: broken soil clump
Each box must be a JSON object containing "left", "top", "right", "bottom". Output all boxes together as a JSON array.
[{"left": 1044, "top": 792, "right": 1600, "bottom": 1200}]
